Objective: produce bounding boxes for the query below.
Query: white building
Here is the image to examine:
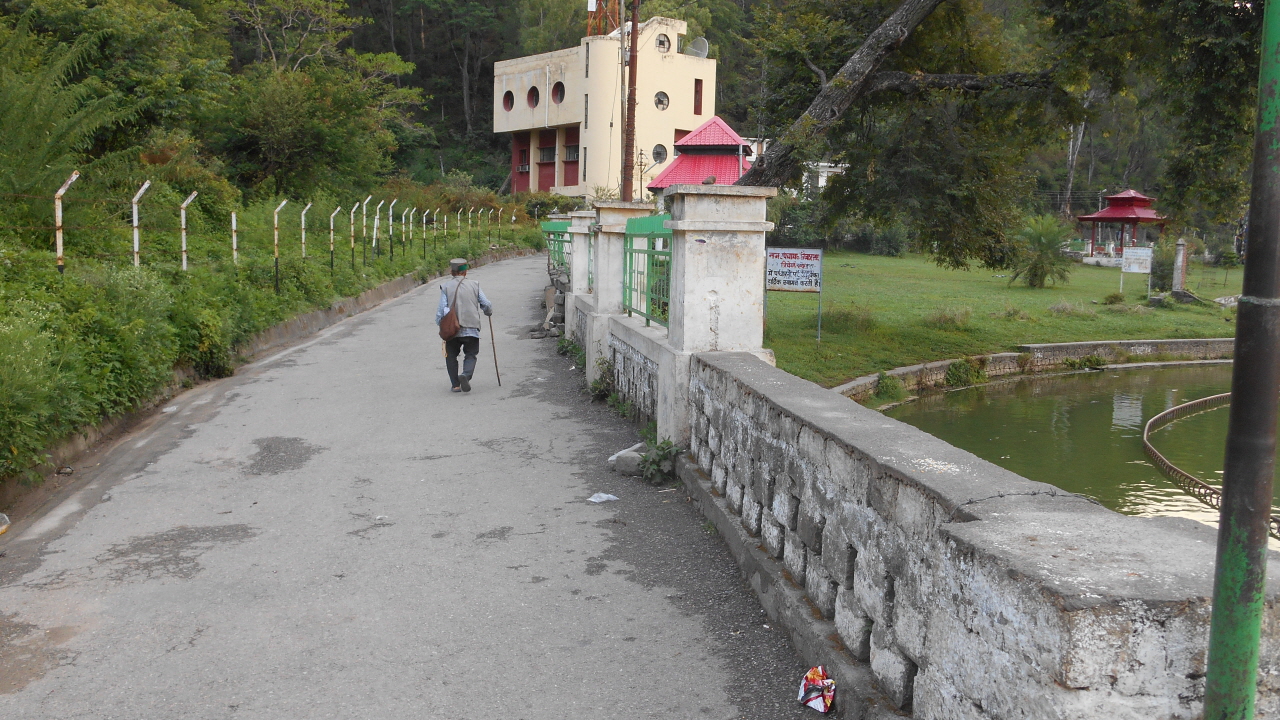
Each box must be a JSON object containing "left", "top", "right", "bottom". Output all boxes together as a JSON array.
[{"left": 492, "top": 17, "right": 717, "bottom": 198}]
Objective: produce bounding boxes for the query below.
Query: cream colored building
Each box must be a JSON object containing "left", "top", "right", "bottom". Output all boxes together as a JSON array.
[{"left": 492, "top": 17, "right": 716, "bottom": 198}]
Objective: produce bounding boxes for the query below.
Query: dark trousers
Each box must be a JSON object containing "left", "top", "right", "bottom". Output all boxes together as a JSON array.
[{"left": 445, "top": 336, "right": 480, "bottom": 387}]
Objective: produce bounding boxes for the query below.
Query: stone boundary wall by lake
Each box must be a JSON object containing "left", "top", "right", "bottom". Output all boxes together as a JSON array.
[
  {"left": 832, "top": 337, "right": 1234, "bottom": 401},
  {"left": 685, "top": 351, "right": 1280, "bottom": 719}
]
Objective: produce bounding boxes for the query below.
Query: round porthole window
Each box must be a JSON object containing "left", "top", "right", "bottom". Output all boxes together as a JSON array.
[
  {"left": 652, "top": 144, "right": 668, "bottom": 164},
  {"left": 656, "top": 33, "right": 671, "bottom": 52},
  {"left": 552, "top": 81, "right": 565, "bottom": 104},
  {"left": 654, "top": 91, "right": 670, "bottom": 110},
  {"left": 527, "top": 86, "right": 540, "bottom": 108},
  {"left": 502, "top": 90, "right": 514, "bottom": 111}
]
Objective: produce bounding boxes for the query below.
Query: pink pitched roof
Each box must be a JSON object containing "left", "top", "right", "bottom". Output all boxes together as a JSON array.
[
  {"left": 675, "top": 116, "right": 749, "bottom": 148},
  {"left": 647, "top": 153, "right": 750, "bottom": 190},
  {"left": 1077, "top": 189, "right": 1165, "bottom": 223}
]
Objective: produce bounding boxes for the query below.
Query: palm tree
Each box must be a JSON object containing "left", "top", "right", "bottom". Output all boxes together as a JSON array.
[{"left": 1009, "top": 214, "right": 1074, "bottom": 288}]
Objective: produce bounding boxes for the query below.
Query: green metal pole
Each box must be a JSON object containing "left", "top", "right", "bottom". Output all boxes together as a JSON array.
[{"left": 1203, "top": 2, "right": 1280, "bottom": 716}]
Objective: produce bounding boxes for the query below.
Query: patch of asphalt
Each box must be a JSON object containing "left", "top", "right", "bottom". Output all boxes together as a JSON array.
[{"left": 526, "top": 340, "right": 813, "bottom": 720}]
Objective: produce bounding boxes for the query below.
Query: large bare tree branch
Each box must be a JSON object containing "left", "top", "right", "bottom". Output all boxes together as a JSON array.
[
  {"left": 864, "top": 70, "right": 1054, "bottom": 95},
  {"left": 736, "top": 0, "right": 948, "bottom": 187}
]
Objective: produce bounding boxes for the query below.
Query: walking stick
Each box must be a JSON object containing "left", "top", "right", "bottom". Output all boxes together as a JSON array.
[{"left": 488, "top": 315, "right": 502, "bottom": 386}]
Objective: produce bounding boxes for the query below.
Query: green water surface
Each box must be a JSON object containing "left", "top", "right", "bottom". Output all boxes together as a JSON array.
[{"left": 883, "top": 364, "right": 1279, "bottom": 528}]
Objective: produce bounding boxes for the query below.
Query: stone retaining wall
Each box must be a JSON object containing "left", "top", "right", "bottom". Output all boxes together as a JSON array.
[
  {"left": 609, "top": 333, "right": 659, "bottom": 422},
  {"left": 686, "top": 351, "right": 1280, "bottom": 719},
  {"left": 834, "top": 338, "right": 1233, "bottom": 400}
]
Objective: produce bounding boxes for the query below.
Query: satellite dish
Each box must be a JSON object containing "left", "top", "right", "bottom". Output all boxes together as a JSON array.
[{"left": 686, "top": 37, "right": 709, "bottom": 58}]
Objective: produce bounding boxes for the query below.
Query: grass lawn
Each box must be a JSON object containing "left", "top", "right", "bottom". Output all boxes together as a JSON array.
[{"left": 764, "top": 251, "right": 1241, "bottom": 387}]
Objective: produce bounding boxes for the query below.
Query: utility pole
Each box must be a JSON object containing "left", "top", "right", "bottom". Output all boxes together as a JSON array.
[
  {"left": 1203, "top": 2, "right": 1280, "bottom": 717},
  {"left": 620, "top": 0, "right": 639, "bottom": 201}
]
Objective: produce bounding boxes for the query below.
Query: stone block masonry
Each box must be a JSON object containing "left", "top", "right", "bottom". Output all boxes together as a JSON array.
[{"left": 685, "top": 351, "right": 1280, "bottom": 719}]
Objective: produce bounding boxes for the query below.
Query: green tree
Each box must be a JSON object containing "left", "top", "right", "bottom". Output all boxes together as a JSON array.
[
  {"left": 1008, "top": 214, "right": 1073, "bottom": 288},
  {"left": 517, "top": 0, "right": 585, "bottom": 55},
  {"left": 0, "top": 18, "right": 133, "bottom": 236}
]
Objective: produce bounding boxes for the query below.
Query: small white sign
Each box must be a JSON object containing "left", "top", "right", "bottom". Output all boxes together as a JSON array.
[
  {"left": 1122, "top": 246, "right": 1153, "bottom": 274},
  {"left": 766, "top": 247, "right": 823, "bottom": 292}
]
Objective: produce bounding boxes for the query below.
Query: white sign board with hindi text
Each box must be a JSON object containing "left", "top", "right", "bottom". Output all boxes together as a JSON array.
[
  {"left": 1122, "top": 246, "right": 1153, "bottom": 274},
  {"left": 766, "top": 248, "right": 823, "bottom": 292}
]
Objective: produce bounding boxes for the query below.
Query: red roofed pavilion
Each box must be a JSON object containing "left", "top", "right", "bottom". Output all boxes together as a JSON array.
[
  {"left": 647, "top": 116, "right": 751, "bottom": 191},
  {"left": 1077, "top": 190, "right": 1166, "bottom": 256}
]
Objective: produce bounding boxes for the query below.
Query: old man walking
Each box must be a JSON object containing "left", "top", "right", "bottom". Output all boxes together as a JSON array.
[{"left": 436, "top": 258, "right": 493, "bottom": 393}]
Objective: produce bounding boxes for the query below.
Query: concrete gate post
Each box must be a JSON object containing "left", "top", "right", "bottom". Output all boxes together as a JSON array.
[
  {"left": 1173, "top": 238, "right": 1188, "bottom": 295},
  {"left": 586, "top": 201, "right": 654, "bottom": 386},
  {"left": 658, "top": 184, "right": 776, "bottom": 445},
  {"left": 665, "top": 185, "right": 777, "bottom": 353},
  {"left": 565, "top": 210, "right": 595, "bottom": 344}
]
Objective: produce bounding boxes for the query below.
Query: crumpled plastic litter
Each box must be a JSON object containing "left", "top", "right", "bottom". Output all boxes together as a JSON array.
[
  {"left": 588, "top": 493, "right": 620, "bottom": 503},
  {"left": 798, "top": 665, "right": 836, "bottom": 713},
  {"left": 0, "top": 512, "right": 9, "bottom": 536}
]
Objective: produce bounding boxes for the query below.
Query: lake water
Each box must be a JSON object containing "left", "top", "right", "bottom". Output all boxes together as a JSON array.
[{"left": 883, "top": 364, "right": 1279, "bottom": 532}]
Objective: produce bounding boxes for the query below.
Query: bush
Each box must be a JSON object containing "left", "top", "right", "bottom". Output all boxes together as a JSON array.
[
  {"left": 1048, "top": 301, "right": 1096, "bottom": 318},
  {"left": 1063, "top": 354, "right": 1107, "bottom": 370},
  {"left": 844, "top": 222, "right": 908, "bottom": 256},
  {"left": 945, "top": 357, "right": 988, "bottom": 387},
  {"left": 924, "top": 305, "right": 972, "bottom": 330},
  {"left": 1103, "top": 292, "right": 1126, "bottom": 305},
  {"left": 872, "top": 372, "right": 907, "bottom": 403}
]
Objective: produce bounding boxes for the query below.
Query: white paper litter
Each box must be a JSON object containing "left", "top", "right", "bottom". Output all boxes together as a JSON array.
[{"left": 588, "top": 493, "right": 620, "bottom": 503}]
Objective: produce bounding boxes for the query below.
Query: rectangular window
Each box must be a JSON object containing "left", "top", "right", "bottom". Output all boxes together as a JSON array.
[
  {"left": 694, "top": 79, "right": 703, "bottom": 115},
  {"left": 565, "top": 145, "right": 580, "bottom": 161},
  {"left": 519, "top": 148, "right": 529, "bottom": 164},
  {"left": 582, "top": 147, "right": 587, "bottom": 181},
  {"left": 585, "top": 44, "right": 590, "bottom": 78},
  {"left": 539, "top": 146, "right": 556, "bottom": 163},
  {"left": 584, "top": 94, "right": 589, "bottom": 129}
]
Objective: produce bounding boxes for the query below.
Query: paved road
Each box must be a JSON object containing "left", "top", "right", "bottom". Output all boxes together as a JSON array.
[{"left": 0, "top": 254, "right": 810, "bottom": 719}]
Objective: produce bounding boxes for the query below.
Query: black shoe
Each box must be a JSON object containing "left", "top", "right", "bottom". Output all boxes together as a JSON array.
[{"left": 459, "top": 375, "right": 471, "bottom": 392}]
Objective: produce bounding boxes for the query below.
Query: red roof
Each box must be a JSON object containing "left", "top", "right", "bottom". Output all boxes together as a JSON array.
[
  {"left": 647, "top": 153, "right": 750, "bottom": 190},
  {"left": 675, "top": 116, "right": 749, "bottom": 148},
  {"left": 1078, "top": 189, "right": 1165, "bottom": 223}
]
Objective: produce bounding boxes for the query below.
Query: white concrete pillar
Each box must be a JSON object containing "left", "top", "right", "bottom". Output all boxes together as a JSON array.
[
  {"left": 1173, "top": 238, "right": 1188, "bottom": 294},
  {"left": 564, "top": 210, "right": 595, "bottom": 344},
  {"left": 586, "top": 201, "right": 654, "bottom": 384},
  {"left": 664, "top": 185, "right": 776, "bottom": 353}
]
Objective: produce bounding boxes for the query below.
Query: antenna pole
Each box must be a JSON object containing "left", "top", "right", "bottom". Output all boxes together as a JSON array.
[{"left": 620, "top": 0, "right": 640, "bottom": 201}]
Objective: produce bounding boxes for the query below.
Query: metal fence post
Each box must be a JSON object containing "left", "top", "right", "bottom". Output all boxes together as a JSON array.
[
  {"left": 361, "top": 195, "right": 372, "bottom": 266},
  {"left": 401, "top": 206, "right": 409, "bottom": 256},
  {"left": 131, "top": 180, "right": 151, "bottom": 267},
  {"left": 274, "top": 199, "right": 287, "bottom": 293},
  {"left": 374, "top": 200, "right": 384, "bottom": 259},
  {"left": 329, "top": 206, "right": 341, "bottom": 273},
  {"left": 53, "top": 171, "right": 79, "bottom": 274},
  {"left": 180, "top": 191, "right": 198, "bottom": 271},
  {"left": 408, "top": 208, "right": 416, "bottom": 253},
  {"left": 433, "top": 209, "right": 439, "bottom": 250},
  {"left": 388, "top": 199, "right": 398, "bottom": 261},
  {"left": 232, "top": 211, "right": 238, "bottom": 265},
  {"left": 300, "top": 202, "right": 312, "bottom": 260},
  {"left": 349, "top": 204, "right": 358, "bottom": 272}
]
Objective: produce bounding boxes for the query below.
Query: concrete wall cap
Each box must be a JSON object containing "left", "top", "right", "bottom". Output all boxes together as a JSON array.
[
  {"left": 593, "top": 200, "right": 656, "bottom": 210},
  {"left": 663, "top": 184, "right": 779, "bottom": 198},
  {"left": 665, "top": 220, "right": 775, "bottom": 232}
]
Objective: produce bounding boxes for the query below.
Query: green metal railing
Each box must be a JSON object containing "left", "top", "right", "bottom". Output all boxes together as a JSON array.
[
  {"left": 623, "top": 214, "right": 672, "bottom": 327},
  {"left": 587, "top": 236, "right": 595, "bottom": 292},
  {"left": 543, "top": 220, "right": 571, "bottom": 279}
]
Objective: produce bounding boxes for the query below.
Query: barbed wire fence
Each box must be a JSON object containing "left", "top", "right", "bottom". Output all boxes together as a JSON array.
[{"left": 8, "top": 172, "right": 532, "bottom": 289}]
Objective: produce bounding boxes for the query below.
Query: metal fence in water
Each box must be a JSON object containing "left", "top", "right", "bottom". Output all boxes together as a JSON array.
[{"left": 1142, "top": 392, "right": 1280, "bottom": 539}]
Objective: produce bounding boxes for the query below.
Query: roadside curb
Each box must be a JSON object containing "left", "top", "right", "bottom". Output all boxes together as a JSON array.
[{"left": 675, "top": 454, "right": 899, "bottom": 720}]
